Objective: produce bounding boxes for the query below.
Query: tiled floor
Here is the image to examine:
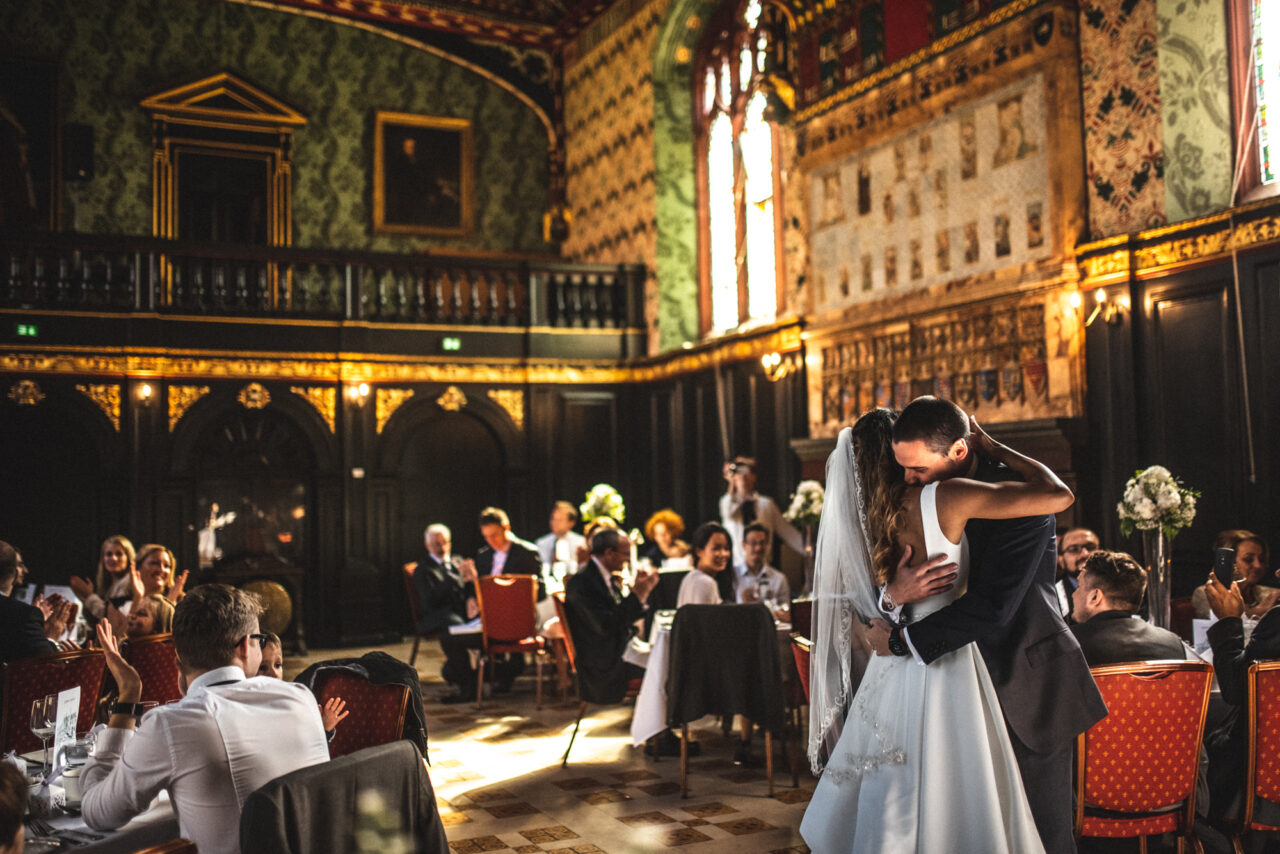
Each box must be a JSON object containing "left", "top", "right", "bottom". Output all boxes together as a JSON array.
[{"left": 287, "top": 639, "right": 814, "bottom": 854}]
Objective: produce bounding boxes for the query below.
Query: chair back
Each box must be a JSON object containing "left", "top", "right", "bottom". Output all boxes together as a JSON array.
[
  {"left": 551, "top": 592, "right": 577, "bottom": 676},
  {"left": 1245, "top": 660, "right": 1280, "bottom": 831},
  {"left": 1075, "top": 660, "right": 1212, "bottom": 838},
  {"left": 1169, "top": 596, "right": 1194, "bottom": 642},
  {"left": 133, "top": 841, "right": 197, "bottom": 854},
  {"left": 789, "top": 598, "right": 812, "bottom": 638},
  {"left": 790, "top": 634, "right": 812, "bottom": 702},
  {"left": 403, "top": 562, "right": 423, "bottom": 626},
  {"left": 1, "top": 649, "right": 107, "bottom": 754},
  {"left": 122, "top": 633, "right": 182, "bottom": 705},
  {"left": 476, "top": 575, "right": 538, "bottom": 646},
  {"left": 310, "top": 670, "right": 411, "bottom": 759}
]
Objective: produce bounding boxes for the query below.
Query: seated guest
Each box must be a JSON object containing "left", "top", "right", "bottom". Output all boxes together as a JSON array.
[
  {"left": 1069, "top": 550, "right": 1185, "bottom": 664},
  {"left": 1193, "top": 529, "right": 1276, "bottom": 619},
  {"left": 70, "top": 535, "right": 136, "bottom": 621},
  {"left": 1056, "top": 527, "right": 1099, "bottom": 620},
  {"left": 563, "top": 528, "right": 658, "bottom": 704},
  {"left": 733, "top": 522, "right": 790, "bottom": 620},
  {"left": 125, "top": 593, "right": 175, "bottom": 638},
  {"left": 535, "top": 501, "right": 585, "bottom": 576},
  {"left": 0, "top": 762, "right": 26, "bottom": 854},
  {"left": 0, "top": 540, "right": 59, "bottom": 665},
  {"left": 257, "top": 631, "right": 350, "bottom": 739},
  {"left": 641, "top": 509, "right": 691, "bottom": 568},
  {"left": 82, "top": 584, "right": 331, "bottom": 854},
  {"left": 407, "top": 523, "right": 473, "bottom": 635},
  {"left": 677, "top": 523, "right": 731, "bottom": 607},
  {"left": 107, "top": 544, "right": 188, "bottom": 637},
  {"left": 462, "top": 507, "right": 544, "bottom": 599}
]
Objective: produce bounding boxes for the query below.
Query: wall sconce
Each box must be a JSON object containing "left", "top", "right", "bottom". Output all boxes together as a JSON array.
[
  {"left": 761, "top": 351, "right": 801, "bottom": 382},
  {"left": 1085, "top": 288, "right": 1129, "bottom": 327},
  {"left": 347, "top": 382, "right": 370, "bottom": 406},
  {"left": 137, "top": 382, "right": 154, "bottom": 404}
]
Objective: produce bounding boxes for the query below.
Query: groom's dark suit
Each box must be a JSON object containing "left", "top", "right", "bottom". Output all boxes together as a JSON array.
[{"left": 905, "top": 461, "right": 1107, "bottom": 854}]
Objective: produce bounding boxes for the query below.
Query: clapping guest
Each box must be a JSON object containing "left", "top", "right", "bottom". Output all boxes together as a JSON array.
[
  {"left": 0, "top": 540, "right": 57, "bottom": 665},
  {"left": 125, "top": 594, "right": 175, "bottom": 639},
  {"left": 108, "top": 544, "right": 188, "bottom": 636},
  {"left": 641, "top": 509, "right": 691, "bottom": 567},
  {"left": 1192, "top": 529, "right": 1276, "bottom": 620},
  {"left": 70, "top": 535, "right": 136, "bottom": 621},
  {"left": 677, "top": 523, "right": 731, "bottom": 607}
]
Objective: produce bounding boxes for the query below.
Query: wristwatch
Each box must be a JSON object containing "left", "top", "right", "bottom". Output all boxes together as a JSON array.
[
  {"left": 887, "top": 627, "right": 910, "bottom": 657},
  {"left": 109, "top": 701, "right": 147, "bottom": 718}
]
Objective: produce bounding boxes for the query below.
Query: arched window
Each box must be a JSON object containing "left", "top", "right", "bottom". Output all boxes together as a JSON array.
[
  {"left": 696, "top": 0, "right": 785, "bottom": 336},
  {"left": 1253, "top": 0, "right": 1277, "bottom": 184}
]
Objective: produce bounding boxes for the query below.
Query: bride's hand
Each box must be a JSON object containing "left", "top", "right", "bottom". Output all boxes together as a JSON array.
[
  {"left": 968, "top": 416, "right": 1002, "bottom": 460},
  {"left": 885, "top": 546, "right": 958, "bottom": 607}
]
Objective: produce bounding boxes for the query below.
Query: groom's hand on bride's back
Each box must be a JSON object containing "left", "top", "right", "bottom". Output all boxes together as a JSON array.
[{"left": 885, "top": 545, "right": 958, "bottom": 607}]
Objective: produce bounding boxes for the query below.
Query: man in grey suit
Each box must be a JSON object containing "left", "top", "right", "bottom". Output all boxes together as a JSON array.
[
  {"left": 1070, "top": 549, "right": 1185, "bottom": 665},
  {"left": 868, "top": 397, "right": 1107, "bottom": 854}
]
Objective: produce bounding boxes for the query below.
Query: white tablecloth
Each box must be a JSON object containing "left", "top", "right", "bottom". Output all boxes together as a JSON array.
[{"left": 47, "top": 791, "right": 180, "bottom": 853}]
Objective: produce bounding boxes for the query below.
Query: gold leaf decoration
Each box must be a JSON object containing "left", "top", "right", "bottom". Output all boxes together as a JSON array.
[
  {"left": 290, "top": 386, "right": 336, "bottom": 432},
  {"left": 436, "top": 385, "right": 468, "bottom": 412},
  {"left": 168, "top": 385, "right": 211, "bottom": 431},
  {"left": 237, "top": 382, "right": 271, "bottom": 409},
  {"left": 7, "top": 379, "right": 45, "bottom": 406},
  {"left": 487, "top": 389, "right": 524, "bottom": 430},
  {"left": 76, "top": 383, "right": 121, "bottom": 430},
  {"left": 376, "top": 388, "right": 415, "bottom": 434}
]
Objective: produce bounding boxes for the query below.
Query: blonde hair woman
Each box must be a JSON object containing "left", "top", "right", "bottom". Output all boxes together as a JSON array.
[{"left": 69, "top": 535, "right": 136, "bottom": 619}]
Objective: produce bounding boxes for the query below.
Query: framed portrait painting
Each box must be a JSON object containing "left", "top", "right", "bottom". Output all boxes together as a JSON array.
[{"left": 373, "top": 111, "right": 474, "bottom": 236}]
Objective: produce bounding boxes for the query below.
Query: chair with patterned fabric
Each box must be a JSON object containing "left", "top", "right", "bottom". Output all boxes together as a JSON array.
[
  {"left": 1235, "top": 660, "right": 1280, "bottom": 854},
  {"left": 310, "top": 670, "right": 411, "bottom": 759},
  {"left": 475, "top": 575, "right": 546, "bottom": 710},
  {"left": 133, "top": 840, "right": 197, "bottom": 854},
  {"left": 122, "top": 633, "right": 183, "bottom": 706},
  {"left": 1, "top": 648, "right": 107, "bottom": 754},
  {"left": 1075, "top": 659, "right": 1213, "bottom": 854}
]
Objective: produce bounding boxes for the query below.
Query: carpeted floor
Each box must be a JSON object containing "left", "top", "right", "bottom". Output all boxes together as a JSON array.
[{"left": 286, "top": 638, "right": 814, "bottom": 854}]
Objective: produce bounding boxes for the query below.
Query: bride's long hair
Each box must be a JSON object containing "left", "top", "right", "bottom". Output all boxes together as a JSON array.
[{"left": 851, "top": 408, "right": 907, "bottom": 586}]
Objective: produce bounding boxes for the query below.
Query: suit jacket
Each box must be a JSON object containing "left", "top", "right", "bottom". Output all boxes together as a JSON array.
[
  {"left": 905, "top": 461, "right": 1107, "bottom": 754},
  {"left": 563, "top": 560, "right": 645, "bottom": 704},
  {"left": 1070, "top": 609, "right": 1187, "bottom": 666},
  {"left": 0, "top": 593, "right": 56, "bottom": 665},
  {"left": 471, "top": 537, "right": 545, "bottom": 600},
  {"left": 409, "top": 552, "right": 468, "bottom": 633}
]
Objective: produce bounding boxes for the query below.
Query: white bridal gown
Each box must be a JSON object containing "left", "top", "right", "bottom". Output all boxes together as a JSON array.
[{"left": 800, "top": 482, "right": 1045, "bottom": 854}]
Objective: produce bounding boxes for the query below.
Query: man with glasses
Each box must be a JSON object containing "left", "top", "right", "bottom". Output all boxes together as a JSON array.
[
  {"left": 82, "top": 584, "right": 330, "bottom": 854},
  {"left": 1055, "top": 527, "right": 1099, "bottom": 620}
]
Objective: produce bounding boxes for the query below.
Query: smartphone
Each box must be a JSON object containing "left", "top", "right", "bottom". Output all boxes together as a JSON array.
[{"left": 1213, "top": 547, "right": 1236, "bottom": 586}]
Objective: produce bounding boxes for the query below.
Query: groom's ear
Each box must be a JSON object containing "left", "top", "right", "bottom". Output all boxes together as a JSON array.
[{"left": 949, "top": 438, "right": 969, "bottom": 461}]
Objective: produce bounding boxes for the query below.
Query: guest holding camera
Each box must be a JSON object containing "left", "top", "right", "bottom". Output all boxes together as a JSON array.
[{"left": 718, "top": 455, "right": 805, "bottom": 569}]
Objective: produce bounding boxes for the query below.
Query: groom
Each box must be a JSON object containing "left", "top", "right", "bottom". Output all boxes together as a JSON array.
[{"left": 868, "top": 397, "right": 1106, "bottom": 854}]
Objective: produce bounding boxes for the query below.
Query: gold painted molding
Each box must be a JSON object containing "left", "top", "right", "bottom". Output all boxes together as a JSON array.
[
  {"left": 487, "top": 389, "right": 525, "bottom": 430},
  {"left": 76, "top": 384, "right": 121, "bottom": 430},
  {"left": 436, "top": 385, "right": 467, "bottom": 412},
  {"left": 168, "top": 385, "right": 211, "bottom": 431},
  {"left": 237, "top": 382, "right": 272, "bottom": 409},
  {"left": 8, "top": 379, "right": 44, "bottom": 406},
  {"left": 290, "top": 386, "right": 336, "bottom": 432},
  {"left": 376, "top": 388, "right": 415, "bottom": 434}
]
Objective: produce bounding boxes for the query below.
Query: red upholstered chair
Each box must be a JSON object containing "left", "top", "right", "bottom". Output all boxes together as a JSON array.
[
  {"left": 133, "top": 841, "right": 197, "bottom": 854},
  {"left": 790, "top": 634, "right": 812, "bottom": 703},
  {"left": 1237, "top": 660, "right": 1280, "bottom": 852},
  {"left": 1075, "top": 660, "right": 1213, "bottom": 854},
  {"left": 1, "top": 648, "right": 107, "bottom": 754},
  {"left": 122, "top": 633, "right": 183, "bottom": 706},
  {"left": 475, "top": 575, "right": 546, "bottom": 709},
  {"left": 402, "top": 562, "right": 438, "bottom": 666},
  {"left": 789, "top": 599, "right": 812, "bottom": 639},
  {"left": 310, "top": 670, "right": 411, "bottom": 759}
]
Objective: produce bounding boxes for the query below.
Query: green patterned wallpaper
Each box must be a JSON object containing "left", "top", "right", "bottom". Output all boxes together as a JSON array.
[
  {"left": 1155, "top": 0, "right": 1232, "bottom": 223},
  {"left": 2, "top": 0, "right": 551, "bottom": 253}
]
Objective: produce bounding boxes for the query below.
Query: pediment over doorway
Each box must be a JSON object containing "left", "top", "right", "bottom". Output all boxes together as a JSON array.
[{"left": 140, "top": 72, "right": 307, "bottom": 130}]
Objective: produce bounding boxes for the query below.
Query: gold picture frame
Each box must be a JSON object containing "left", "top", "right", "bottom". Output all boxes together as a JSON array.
[{"left": 373, "top": 111, "right": 474, "bottom": 237}]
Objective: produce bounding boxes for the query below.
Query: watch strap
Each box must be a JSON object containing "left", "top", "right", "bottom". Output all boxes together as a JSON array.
[
  {"left": 887, "top": 627, "right": 909, "bottom": 657},
  {"left": 109, "top": 701, "right": 147, "bottom": 718}
]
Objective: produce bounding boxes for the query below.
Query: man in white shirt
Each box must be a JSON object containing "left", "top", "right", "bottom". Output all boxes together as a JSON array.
[
  {"left": 535, "top": 501, "right": 586, "bottom": 578},
  {"left": 718, "top": 456, "right": 806, "bottom": 569},
  {"left": 1055, "top": 527, "right": 1099, "bottom": 620},
  {"left": 732, "top": 523, "right": 791, "bottom": 620},
  {"left": 82, "top": 584, "right": 330, "bottom": 854}
]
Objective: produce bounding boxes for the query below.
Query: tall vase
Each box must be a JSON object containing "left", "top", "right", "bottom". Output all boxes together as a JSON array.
[{"left": 1142, "top": 529, "right": 1171, "bottom": 629}]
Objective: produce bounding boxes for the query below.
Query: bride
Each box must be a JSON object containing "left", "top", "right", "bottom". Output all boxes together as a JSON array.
[{"left": 799, "top": 408, "right": 1073, "bottom": 853}]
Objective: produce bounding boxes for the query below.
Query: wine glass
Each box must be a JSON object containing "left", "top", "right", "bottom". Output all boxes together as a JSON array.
[{"left": 29, "top": 694, "right": 56, "bottom": 772}]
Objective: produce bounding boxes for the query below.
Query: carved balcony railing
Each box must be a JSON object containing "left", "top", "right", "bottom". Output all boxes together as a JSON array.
[{"left": 1, "top": 234, "right": 645, "bottom": 330}]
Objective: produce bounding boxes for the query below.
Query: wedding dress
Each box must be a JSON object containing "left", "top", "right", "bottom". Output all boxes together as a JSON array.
[{"left": 800, "top": 476, "right": 1044, "bottom": 853}]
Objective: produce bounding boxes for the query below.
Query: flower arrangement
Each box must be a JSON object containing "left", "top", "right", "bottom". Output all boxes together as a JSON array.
[
  {"left": 784, "top": 480, "right": 825, "bottom": 527},
  {"left": 580, "top": 483, "right": 625, "bottom": 524},
  {"left": 1117, "top": 465, "right": 1198, "bottom": 540}
]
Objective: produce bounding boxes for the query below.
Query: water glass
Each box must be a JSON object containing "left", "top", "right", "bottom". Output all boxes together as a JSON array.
[{"left": 28, "top": 695, "right": 56, "bottom": 772}]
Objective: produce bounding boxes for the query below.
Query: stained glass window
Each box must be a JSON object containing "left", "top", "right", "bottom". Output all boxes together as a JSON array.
[{"left": 1255, "top": 0, "right": 1277, "bottom": 183}]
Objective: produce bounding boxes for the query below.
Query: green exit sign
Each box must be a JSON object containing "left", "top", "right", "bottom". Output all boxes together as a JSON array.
[
  {"left": 441, "top": 337, "right": 461, "bottom": 352},
  {"left": 15, "top": 323, "right": 38, "bottom": 338}
]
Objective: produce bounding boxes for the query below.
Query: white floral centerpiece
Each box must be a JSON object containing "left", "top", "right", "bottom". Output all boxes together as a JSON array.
[
  {"left": 580, "top": 483, "right": 625, "bottom": 524},
  {"left": 1117, "top": 465, "right": 1198, "bottom": 540},
  {"left": 784, "top": 480, "right": 825, "bottom": 528}
]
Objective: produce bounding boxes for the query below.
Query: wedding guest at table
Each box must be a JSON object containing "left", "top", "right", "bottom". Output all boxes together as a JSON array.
[
  {"left": 0, "top": 761, "right": 26, "bottom": 854},
  {"left": 407, "top": 524, "right": 473, "bottom": 635},
  {"left": 576, "top": 516, "right": 620, "bottom": 567},
  {"left": 719, "top": 455, "right": 805, "bottom": 567},
  {"left": 69, "top": 535, "right": 136, "bottom": 621},
  {"left": 733, "top": 522, "right": 791, "bottom": 621},
  {"left": 257, "top": 631, "right": 350, "bottom": 740},
  {"left": 1069, "top": 550, "right": 1184, "bottom": 665},
  {"left": 125, "top": 593, "right": 175, "bottom": 639},
  {"left": 677, "top": 523, "right": 731, "bottom": 607},
  {"left": 1192, "top": 529, "right": 1276, "bottom": 620},
  {"left": 82, "top": 584, "right": 331, "bottom": 854},
  {"left": 536, "top": 501, "right": 585, "bottom": 575},
  {"left": 0, "top": 540, "right": 59, "bottom": 666},
  {"left": 641, "top": 509, "right": 692, "bottom": 567},
  {"left": 1055, "top": 527, "right": 1099, "bottom": 620}
]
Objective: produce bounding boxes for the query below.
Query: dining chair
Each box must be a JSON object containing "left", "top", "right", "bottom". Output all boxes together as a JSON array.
[
  {"left": 122, "top": 633, "right": 183, "bottom": 706},
  {"left": 1234, "top": 659, "right": 1280, "bottom": 853},
  {"left": 475, "top": 575, "right": 547, "bottom": 709},
  {"left": 133, "top": 840, "right": 197, "bottom": 854},
  {"left": 790, "top": 634, "right": 812, "bottom": 703},
  {"left": 310, "top": 669, "right": 411, "bottom": 759},
  {"left": 1, "top": 648, "right": 106, "bottom": 754},
  {"left": 786, "top": 633, "right": 813, "bottom": 787},
  {"left": 666, "top": 604, "right": 788, "bottom": 797},
  {"left": 402, "top": 562, "right": 439, "bottom": 666},
  {"left": 789, "top": 598, "right": 813, "bottom": 639},
  {"left": 1075, "top": 659, "right": 1213, "bottom": 854}
]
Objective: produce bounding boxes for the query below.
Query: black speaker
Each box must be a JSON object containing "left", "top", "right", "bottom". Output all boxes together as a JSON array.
[{"left": 63, "top": 123, "right": 93, "bottom": 181}]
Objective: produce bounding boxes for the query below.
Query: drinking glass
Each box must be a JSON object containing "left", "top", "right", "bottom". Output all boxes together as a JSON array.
[
  {"left": 63, "top": 732, "right": 96, "bottom": 768},
  {"left": 28, "top": 695, "right": 56, "bottom": 772}
]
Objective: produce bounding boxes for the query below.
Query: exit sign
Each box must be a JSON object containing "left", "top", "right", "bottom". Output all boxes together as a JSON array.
[
  {"left": 15, "top": 323, "right": 38, "bottom": 338},
  {"left": 442, "top": 337, "right": 461, "bottom": 352}
]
